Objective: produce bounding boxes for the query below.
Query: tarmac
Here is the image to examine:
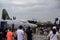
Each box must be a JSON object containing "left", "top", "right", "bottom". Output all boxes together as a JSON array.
[{"left": 33, "top": 34, "right": 47, "bottom": 40}]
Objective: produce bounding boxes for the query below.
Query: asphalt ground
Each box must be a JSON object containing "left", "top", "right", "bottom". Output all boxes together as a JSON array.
[{"left": 32, "top": 34, "right": 47, "bottom": 40}]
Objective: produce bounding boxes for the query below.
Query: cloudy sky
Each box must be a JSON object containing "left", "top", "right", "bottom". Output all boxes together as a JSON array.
[{"left": 0, "top": 0, "right": 60, "bottom": 22}]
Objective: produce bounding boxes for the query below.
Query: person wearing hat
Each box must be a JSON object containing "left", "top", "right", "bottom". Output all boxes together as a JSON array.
[{"left": 47, "top": 26, "right": 60, "bottom": 40}]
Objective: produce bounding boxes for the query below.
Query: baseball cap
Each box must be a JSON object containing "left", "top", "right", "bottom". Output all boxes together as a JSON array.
[{"left": 53, "top": 26, "right": 56, "bottom": 29}]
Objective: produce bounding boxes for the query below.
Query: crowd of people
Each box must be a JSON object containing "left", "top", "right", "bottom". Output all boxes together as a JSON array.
[
  {"left": 0, "top": 25, "right": 33, "bottom": 40},
  {"left": 0, "top": 25, "right": 60, "bottom": 40}
]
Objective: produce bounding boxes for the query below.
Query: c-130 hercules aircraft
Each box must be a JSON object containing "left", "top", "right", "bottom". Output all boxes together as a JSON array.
[{"left": 0, "top": 9, "right": 37, "bottom": 29}]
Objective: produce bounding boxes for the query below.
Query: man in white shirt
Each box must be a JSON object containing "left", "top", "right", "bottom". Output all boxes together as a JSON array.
[
  {"left": 16, "top": 25, "right": 24, "bottom": 40},
  {"left": 47, "top": 26, "right": 60, "bottom": 40}
]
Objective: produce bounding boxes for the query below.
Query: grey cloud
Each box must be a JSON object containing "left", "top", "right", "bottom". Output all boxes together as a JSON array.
[{"left": 0, "top": 0, "right": 60, "bottom": 22}]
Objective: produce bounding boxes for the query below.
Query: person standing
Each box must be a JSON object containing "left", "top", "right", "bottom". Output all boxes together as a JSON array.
[
  {"left": 6, "top": 27, "right": 13, "bottom": 40},
  {"left": 47, "top": 26, "right": 60, "bottom": 40},
  {"left": 25, "top": 27, "right": 33, "bottom": 40},
  {"left": 16, "top": 25, "right": 24, "bottom": 40},
  {"left": 0, "top": 28, "right": 3, "bottom": 40},
  {"left": 3, "top": 28, "right": 8, "bottom": 40},
  {"left": 36, "top": 27, "right": 39, "bottom": 34}
]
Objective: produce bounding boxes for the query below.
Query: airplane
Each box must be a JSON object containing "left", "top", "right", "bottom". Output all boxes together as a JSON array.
[
  {"left": 0, "top": 19, "right": 37, "bottom": 29},
  {"left": 0, "top": 9, "right": 37, "bottom": 29}
]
